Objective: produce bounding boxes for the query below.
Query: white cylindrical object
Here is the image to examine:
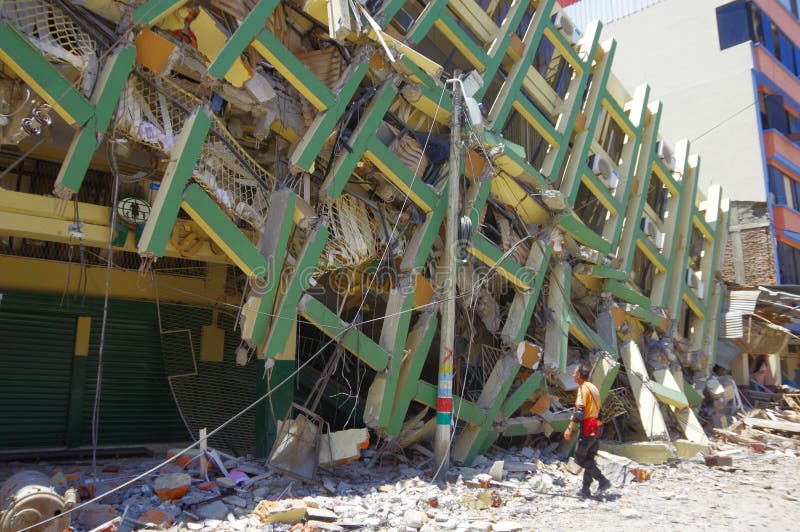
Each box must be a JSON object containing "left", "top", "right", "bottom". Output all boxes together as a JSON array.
[{"left": 0, "top": 471, "right": 74, "bottom": 532}]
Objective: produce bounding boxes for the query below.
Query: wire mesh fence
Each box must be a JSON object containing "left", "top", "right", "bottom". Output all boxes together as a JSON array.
[
  {"left": 158, "top": 303, "right": 259, "bottom": 456},
  {"left": 1, "top": 0, "right": 97, "bottom": 91},
  {"left": 116, "top": 71, "right": 275, "bottom": 229}
]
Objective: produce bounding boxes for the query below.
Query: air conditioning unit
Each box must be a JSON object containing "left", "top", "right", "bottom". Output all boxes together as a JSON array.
[
  {"left": 553, "top": 11, "right": 581, "bottom": 45},
  {"left": 686, "top": 268, "right": 705, "bottom": 299},
  {"left": 655, "top": 140, "right": 676, "bottom": 170},
  {"left": 641, "top": 217, "right": 665, "bottom": 250},
  {"left": 588, "top": 153, "right": 620, "bottom": 190}
]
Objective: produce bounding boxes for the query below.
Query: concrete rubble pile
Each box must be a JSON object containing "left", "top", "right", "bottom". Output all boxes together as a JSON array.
[
  {"left": 2, "top": 435, "right": 798, "bottom": 532},
  {"left": 714, "top": 395, "right": 800, "bottom": 452}
]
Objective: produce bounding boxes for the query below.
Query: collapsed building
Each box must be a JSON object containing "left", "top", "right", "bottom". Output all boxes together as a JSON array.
[{"left": 0, "top": 0, "right": 729, "bottom": 469}]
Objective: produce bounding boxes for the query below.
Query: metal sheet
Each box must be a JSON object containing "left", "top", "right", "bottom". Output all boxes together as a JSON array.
[
  {"left": 722, "top": 310, "right": 743, "bottom": 338},
  {"left": 562, "top": 0, "right": 665, "bottom": 30},
  {"left": 728, "top": 289, "right": 761, "bottom": 314}
]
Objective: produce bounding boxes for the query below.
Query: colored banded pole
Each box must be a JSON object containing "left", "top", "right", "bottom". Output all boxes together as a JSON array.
[{"left": 434, "top": 73, "right": 463, "bottom": 479}]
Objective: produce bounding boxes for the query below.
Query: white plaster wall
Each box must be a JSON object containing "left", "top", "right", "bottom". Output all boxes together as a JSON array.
[{"left": 595, "top": 0, "right": 764, "bottom": 201}]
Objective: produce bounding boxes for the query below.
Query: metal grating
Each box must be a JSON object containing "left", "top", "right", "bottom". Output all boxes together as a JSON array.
[{"left": 158, "top": 303, "right": 258, "bottom": 456}]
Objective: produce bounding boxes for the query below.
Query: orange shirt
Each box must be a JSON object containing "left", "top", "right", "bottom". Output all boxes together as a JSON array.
[{"left": 575, "top": 380, "right": 601, "bottom": 420}]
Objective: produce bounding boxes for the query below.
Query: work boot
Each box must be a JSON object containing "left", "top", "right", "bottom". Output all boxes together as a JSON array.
[
  {"left": 577, "top": 487, "right": 592, "bottom": 498},
  {"left": 597, "top": 477, "right": 611, "bottom": 493}
]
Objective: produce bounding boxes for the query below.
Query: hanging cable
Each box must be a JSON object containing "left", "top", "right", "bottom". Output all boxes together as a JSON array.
[{"left": 91, "top": 130, "right": 122, "bottom": 477}]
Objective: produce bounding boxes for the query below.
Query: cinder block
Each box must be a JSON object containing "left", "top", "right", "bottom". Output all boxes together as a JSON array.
[{"left": 704, "top": 454, "right": 733, "bottom": 467}]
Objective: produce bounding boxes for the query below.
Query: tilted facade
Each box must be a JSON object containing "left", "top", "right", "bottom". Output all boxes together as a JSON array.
[{"left": 0, "top": 1, "right": 727, "bottom": 463}]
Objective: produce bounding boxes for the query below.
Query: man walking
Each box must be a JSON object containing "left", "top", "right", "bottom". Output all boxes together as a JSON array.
[{"left": 563, "top": 362, "right": 611, "bottom": 498}]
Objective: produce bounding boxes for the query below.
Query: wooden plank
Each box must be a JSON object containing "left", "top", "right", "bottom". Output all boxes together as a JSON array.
[{"left": 743, "top": 417, "right": 800, "bottom": 433}]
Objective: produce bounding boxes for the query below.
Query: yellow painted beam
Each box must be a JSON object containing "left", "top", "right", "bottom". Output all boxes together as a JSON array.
[
  {"left": 434, "top": 19, "right": 484, "bottom": 71},
  {"left": 512, "top": 100, "right": 560, "bottom": 147},
  {"left": 467, "top": 246, "right": 532, "bottom": 290},
  {"left": 0, "top": 255, "right": 232, "bottom": 306},
  {"left": 449, "top": 0, "right": 498, "bottom": 43},
  {"left": 542, "top": 27, "right": 584, "bottom": 77},
  {"left": 368, "top": 30, "right": 445, "bottom": 78},
  {"left": 187, "top": 8, "right": 252, "bottom": 87},
  {"left": 683, "top": 291, "right": 706, "bottom": 320},
  {"left": 636, "top": 239, "right": 667, "bottom": 273},
  {"left": 601, "top": 100, "right": 636, "bottom": 139},
  {"left": 0, "top": 188, "right": 232, "bottom": 264}
]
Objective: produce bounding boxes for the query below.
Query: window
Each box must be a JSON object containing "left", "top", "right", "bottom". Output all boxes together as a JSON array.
[
  {"left": 646, "top": 172, "right": 670, "bottom": 221},
  {"left": 631, "top": 246, "right": 655, "bottom": 296},
  {"left": 688, "top": 227, "right": 704, "bottom": 271},
  {"left": 768, "top": 165, "right": 788, "bottom": 205},
  {"left": 532, "top": 37, "right": 575, "bottom": 100},
  {"left": 574, "top": 180, "right": 608, "bottom": 235},
  {"left": 772, "top": 23, "right": 783, "bottom": 62},
  {"left": 388, "top": 1, "right": 426, "bottom": 36},
  {"left": 778, "top": 241, "right": 800, "bottom": 284},
  {"left": 759, "top": 92, "right": 791, "bottom": 135},
  {"left": 751, "top": 5, "right": 765, "bottom": 43},
  {"left": 784, "top": 174, "right": 800, "bottom": 210},
  {"left": 502, "top": 110, "right": 551, "bottom": 172},
  {"left": 596, "top": 110, "right": 625, "bottom": 164},
  {"left": 515, "top": 1, "right": 536, "bottom": 38},
  {"left": 678, "top": 302, "right": 699, "bottom": 341}
]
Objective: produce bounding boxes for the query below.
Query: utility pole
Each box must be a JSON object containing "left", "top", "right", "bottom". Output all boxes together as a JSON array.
[{"left": 434, "top": 72, "right": 462, "bottom": 480}]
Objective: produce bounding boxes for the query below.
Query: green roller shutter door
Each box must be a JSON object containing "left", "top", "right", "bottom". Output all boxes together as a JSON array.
[
  {"left": 0, "top": 312, "right": 75, "bottom": 449},
  {"left": 0, "top": 292, "right": 186, "bottom": 449},
  {"left": 79, "top": 309, "right": 188, "bottom": 446}
]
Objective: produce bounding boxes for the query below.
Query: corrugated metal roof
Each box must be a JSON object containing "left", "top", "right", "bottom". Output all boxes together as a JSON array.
[
  {"left": 728, "top": 290, "right": 761, "bottom": 314},
  {"left": 561, "top": 0, "right": 666, "bottom": 30}
]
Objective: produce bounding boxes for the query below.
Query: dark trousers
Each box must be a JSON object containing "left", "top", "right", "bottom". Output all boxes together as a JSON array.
[{"left": 575, "top": 434, "right": 605, "bottom": 489}]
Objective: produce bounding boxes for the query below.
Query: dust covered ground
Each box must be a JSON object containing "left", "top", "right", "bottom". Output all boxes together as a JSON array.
[{"left": 1, "top": 440, "right": 798, "bottom": 532}]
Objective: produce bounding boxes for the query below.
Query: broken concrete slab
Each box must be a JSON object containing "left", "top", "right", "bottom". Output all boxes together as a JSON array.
[
  {"left": 318, "top": 427, "right": 369, "bottom": 467},
  {"left": 488, "top": 460, "right": 504, "bottom": 481},
  {"left": 620, "top": 340, "right": 669, "bottom": 440},
  {"left": 253, "top": 499, "right": 308, "bottom": 524},
  {"left": 196, "top": 500, "right": 230, "bottom": 520},
  {"left": 223, "top": 495, "right": 248, "bottom": 508},
  {"left": 137, "top": 509, "right": 175, "bottom": 528},
  {"left": 166, "top": 448, "right": 203, "bottom": 469},
  {"left": 596, "top": 450, "right": 636, "bottom": 487},
  {"left": 306, "top": 506, "right": 338, "bottom": 522},
  {"left": 500, "top": 417, "right": 543, "bottom": 437},
  {"left": 565, "top": 457, "right": 582, "bottom": 475},
  {"left": 555, "top": 362, "right": 579, "bottom": 391},
  {"left": 600, "top": 441, "right": 677, "bottom": 465},
  {"left": 77, "top": 503, "right": 116, "bottom": 529},
  {"left": 673, "top": 439, "right": 710, "bottom": 459},
  {"left": 153, "top": 472, "right": 191, "bottom": 501}
]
